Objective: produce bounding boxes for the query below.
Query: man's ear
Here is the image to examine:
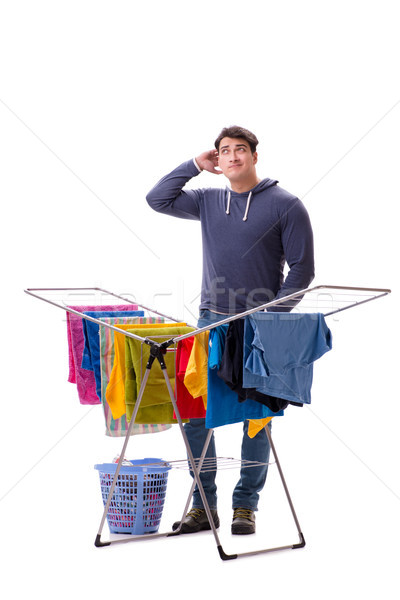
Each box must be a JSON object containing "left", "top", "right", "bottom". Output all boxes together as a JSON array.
[{"left": 253, "top": 151, "right": 258, "bottom": 165}]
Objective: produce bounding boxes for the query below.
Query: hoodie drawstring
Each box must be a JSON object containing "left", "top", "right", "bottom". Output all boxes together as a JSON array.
[
  {"left": 225, "top": 191, "right": 231, "bottom": 215},
  {"left": 225, "top": 190, "right": 253, "bottom": 221},
  {"left": 243, "top": 191, "right": 252, "bottom": 221}
]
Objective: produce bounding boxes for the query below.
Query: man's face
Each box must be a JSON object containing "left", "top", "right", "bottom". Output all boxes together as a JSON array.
[{"left": 217, "top": 137, "right": 258, "bottom": 184}]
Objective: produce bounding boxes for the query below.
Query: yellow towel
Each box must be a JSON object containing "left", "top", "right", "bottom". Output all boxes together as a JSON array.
[
  {"left": 247, "top": 417, "right": 274, "bottom": 438},
  {"left": 183, "top": 331, "right": 209, "bottom": 408}
]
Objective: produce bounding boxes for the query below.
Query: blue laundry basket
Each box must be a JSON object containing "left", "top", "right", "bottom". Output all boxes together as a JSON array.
[{"left": 94, "top": 458, "right": 171, "bottom": 535}]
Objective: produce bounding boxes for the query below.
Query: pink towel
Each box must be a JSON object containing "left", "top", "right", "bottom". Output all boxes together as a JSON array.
[{"left": 66, "top": 304, "right": 138, "bottom": 404}]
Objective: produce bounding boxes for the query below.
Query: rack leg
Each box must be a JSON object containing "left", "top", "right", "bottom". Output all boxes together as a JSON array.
[
  {"left": 94, "top": 368, "right": 152, "bottom": 546},
  {"left": 161, "top": 369, "right": 237, "bottom": 559},
  {"left": 264, "top": 424, "right": 305, "bottom": 548},
  {"left": 168, "top": 427, "right": 214, "bottom": 535}
]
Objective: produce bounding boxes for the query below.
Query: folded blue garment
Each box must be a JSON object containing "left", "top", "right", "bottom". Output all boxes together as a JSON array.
[
  {"left": 81, "top": 310, "right": 144, "bottom": 400},
  {"left": 243, "top": 312, "right": 332, "bottom": 405}
]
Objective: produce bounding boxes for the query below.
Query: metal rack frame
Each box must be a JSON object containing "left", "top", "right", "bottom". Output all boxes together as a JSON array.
[{"left": 24, "top": 284, "right": 391, "bottom": 560}]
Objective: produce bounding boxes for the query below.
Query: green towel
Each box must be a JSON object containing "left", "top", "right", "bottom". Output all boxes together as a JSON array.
[{"left": 124, "top": 325, "right": 195, "bottom": 423}]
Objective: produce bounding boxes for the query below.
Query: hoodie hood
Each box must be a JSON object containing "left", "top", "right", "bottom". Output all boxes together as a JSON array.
[{"left": 225, "top": 178, "right": 278, "bottom": 221}]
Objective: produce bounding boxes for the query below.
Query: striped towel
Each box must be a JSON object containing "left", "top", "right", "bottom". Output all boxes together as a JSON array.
[{"left": 99, "top": 316, "right": 172, "bottom": 436}]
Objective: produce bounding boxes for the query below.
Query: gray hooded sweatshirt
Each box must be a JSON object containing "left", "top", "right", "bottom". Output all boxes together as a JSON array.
[{"left": 146, "top": 159, "right": 314, "bottom": 314}]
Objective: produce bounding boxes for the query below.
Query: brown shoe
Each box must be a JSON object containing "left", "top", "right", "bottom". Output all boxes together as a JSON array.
[
  {"left": 231, "top": 508, "right": 256, "bottom": 535},
  {"left": 172, "top": 508, "right": 220, "bottom": 534}
]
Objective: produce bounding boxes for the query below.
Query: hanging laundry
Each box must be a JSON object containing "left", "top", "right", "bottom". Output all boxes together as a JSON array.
[
  {"left": 98, "top": 316, "right": 171, "bottom": 437},
  {"left": 183, "top": 331, "right": 209, "bottom": 408},
  {"left": 217, "top": 318, "right": 290, "bottom": 412},
  {"left": 80, "top": 310, "right": 144, "bottom": 400},
  {"left": 206, "top": 324, "right": 284, "bottom": 429},
  {"left": 175, "top": 336, "right": 206, "bottom": 419},
  {"left": 243, "top": 312, "right": 332, "bottom": 405},
  {"left": 124, "top": 325, "right": 195, "bottom": 423},
  {"left": 106, "top": 323, "right": 186, "bottom": 420},
  {"left": 247, "top": 417, "right": 274, "bottom": 439},
  {"left": 66, "top": 304, "right": 138, "bottom": 405}
]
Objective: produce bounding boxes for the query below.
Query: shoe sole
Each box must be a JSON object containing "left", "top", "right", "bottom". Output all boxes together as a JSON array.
[{"left": 231, "top": 524, "right": 255, "bottom": 535}]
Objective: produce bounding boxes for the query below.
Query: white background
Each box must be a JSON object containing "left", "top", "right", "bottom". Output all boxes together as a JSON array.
[{"left": 1, "top": 1, "right": 399, "bottom": 598}]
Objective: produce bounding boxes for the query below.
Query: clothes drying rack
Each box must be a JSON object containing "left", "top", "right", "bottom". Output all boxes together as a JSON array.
[{"left": 24, "top": 284, "right": 391, "bottom": 561}]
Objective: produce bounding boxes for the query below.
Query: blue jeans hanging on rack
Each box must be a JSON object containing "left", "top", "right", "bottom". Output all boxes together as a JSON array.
[{"left": 185, "top": 310, "right": 271, "bottom": 512}]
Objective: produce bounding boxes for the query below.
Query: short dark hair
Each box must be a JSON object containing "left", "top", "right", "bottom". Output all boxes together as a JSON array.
[{"left": 214, "top": 125, "right": 259, "bottom": 154}]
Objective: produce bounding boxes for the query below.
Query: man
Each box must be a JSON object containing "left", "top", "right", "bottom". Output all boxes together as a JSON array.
[{"left": 146, "top": 125, "right": 314, "bottom": 534}]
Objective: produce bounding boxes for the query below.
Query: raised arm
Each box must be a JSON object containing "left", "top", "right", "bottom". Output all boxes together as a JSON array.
[
  {"left": 194, "top": 149, "right": 221, "bottom": 174},
  {"left": 146, "top": 151, "right": 221, "bottom": 220}
]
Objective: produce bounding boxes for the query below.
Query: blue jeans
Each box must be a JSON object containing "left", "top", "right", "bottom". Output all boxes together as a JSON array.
[{"left": 184, "top": 310, "right": 271, "bottom": 512}]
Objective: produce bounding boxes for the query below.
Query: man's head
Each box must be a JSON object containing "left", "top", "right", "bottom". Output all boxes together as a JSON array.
[
  {"left": 214, "top": 125, "right": 259, "bottom": 154},
  {"left": 214, "top": 126, "right": 260, "bottom": 192}
]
